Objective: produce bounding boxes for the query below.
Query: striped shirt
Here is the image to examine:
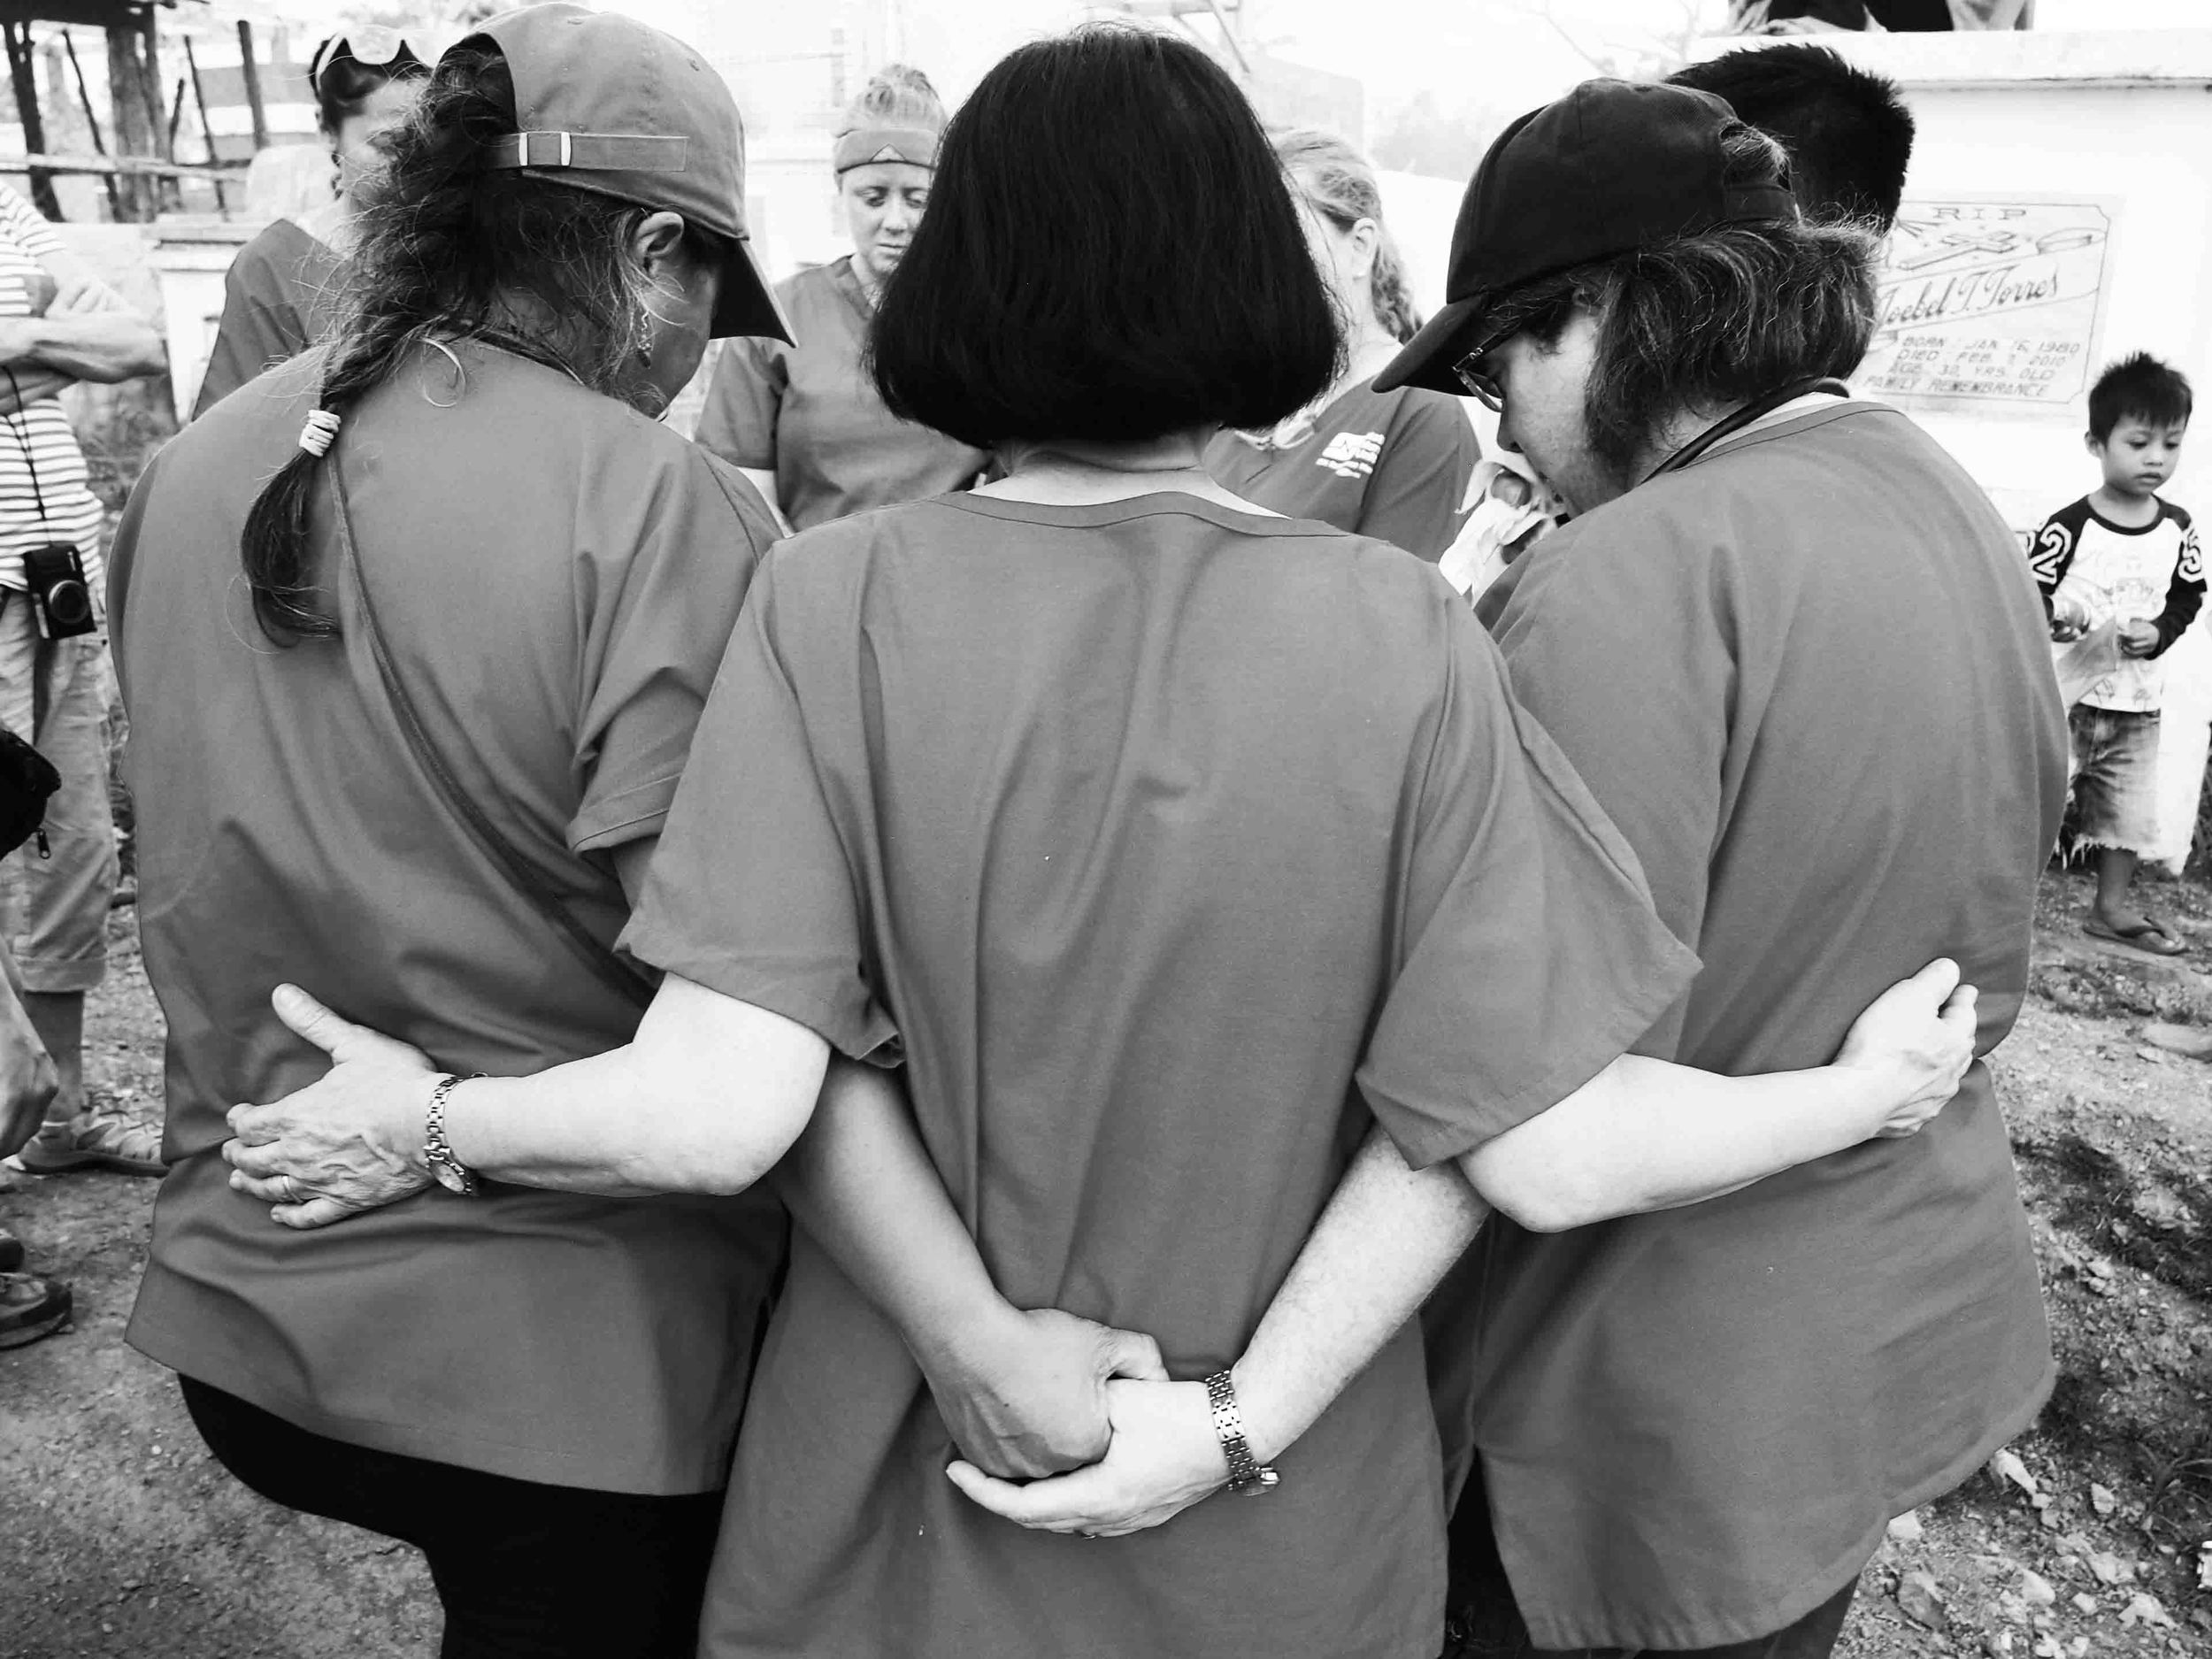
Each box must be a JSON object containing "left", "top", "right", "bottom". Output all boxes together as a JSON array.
[{"left": 0, "top": 188, "right": 104, "bottom": 595}]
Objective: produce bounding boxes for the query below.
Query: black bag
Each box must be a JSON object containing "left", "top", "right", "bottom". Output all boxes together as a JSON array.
[{"left": 0, "top": 724, "right": 58, "bottom": 860}]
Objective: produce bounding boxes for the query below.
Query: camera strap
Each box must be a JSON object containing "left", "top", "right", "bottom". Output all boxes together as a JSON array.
[
  {"left": 0, "top": 366, "right": 53, "bottom": 529},
  {"left": 327, "top": 444, "right": 657, "bottom": 1010}
]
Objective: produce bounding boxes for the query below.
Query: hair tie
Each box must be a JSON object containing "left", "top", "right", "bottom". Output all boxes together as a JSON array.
[{"left": 297, "top": 409, "right": 341, "bottom": 457}]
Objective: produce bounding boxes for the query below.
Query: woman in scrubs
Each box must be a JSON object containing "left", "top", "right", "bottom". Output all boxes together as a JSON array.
[
  {"left": 1205, "top": 130, "right": 1481, "bottom": 560},
  {"left": 111, "top": 11, "right": 790, "bottom": 1655},
  {"left": 192, "top": 29, "right": 428, "bottom": 418},
  {"left": 693, "top": 64, "right": 987, "bottom": 529},
  {"left": 225, "top": 29, "right": 1980, "bottom": 1659}
]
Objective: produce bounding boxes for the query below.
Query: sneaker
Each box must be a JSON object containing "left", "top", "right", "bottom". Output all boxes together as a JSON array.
[
  {"left": 0, "top": 1227, "right": 20, "bottom": 1272},
  {"left": 13, "top": 1110, "right": 165, "bottom": 1177},
  {"left": 0, "top": 1271, "right": 71, "bottom": 1348}
]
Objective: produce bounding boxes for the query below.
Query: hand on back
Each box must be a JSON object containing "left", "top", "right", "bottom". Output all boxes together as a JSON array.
[
  {"left": 1832, "top": 958, "right": 1979, "bottom": 1139},
  {"left": 221, "top": 985, "right": 440, "bottom": 1229}
]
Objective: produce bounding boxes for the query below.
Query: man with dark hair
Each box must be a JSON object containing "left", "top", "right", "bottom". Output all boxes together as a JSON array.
[
  {"left": 1379, "top": 80, "right": 2064, "bottom": 1659},
  {"left": 1669, "top": 42, "right": 1915, "bottom": 229}
]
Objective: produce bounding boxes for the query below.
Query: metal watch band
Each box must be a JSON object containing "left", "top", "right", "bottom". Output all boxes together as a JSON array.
[
  {"left": 1203, "top": 1369, "right": 1279, "bottom": 1497},
  {"left": 424, "top": 1073, "right": 481, "bottom": 1197}
]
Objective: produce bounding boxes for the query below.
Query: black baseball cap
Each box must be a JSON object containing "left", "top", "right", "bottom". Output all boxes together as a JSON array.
[
  {"left": 470, "top": 4, "right": 791, "bottom": 342},
  {"left": 1375, "top": 79, "right": 1797, "bottom": 396}
]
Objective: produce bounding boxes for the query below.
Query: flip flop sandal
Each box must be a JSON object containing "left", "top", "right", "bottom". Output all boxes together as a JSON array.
[{"left": 2083, "top": 916, "right": 2189, "bottom": 957}]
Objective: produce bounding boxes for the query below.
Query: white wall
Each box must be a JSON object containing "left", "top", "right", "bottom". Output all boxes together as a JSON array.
[
  {"left": 1739, "top": 30, "right": 2212, "bottom": 536},
  {"left": 1890, "top": 85, "right": 2212, "bottom": 532},
  {"left": 1770, "top": 29, "right": 2212, "bottom": 866}
]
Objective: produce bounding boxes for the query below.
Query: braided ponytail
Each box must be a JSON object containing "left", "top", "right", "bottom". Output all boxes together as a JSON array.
[
  {"left": 1366, "top": 232, "right": 1421, "bottom": 346},
  {"left": 1271, "top": 129, "right": 1425, "bottom": 346},
  {"left": 239, "top": 40, "right": 729, "bottom": 642}
]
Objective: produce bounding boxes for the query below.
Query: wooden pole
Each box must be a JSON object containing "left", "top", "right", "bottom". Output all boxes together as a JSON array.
[
  {"left": 1, "top": 25, "right": 57, "bottom": 220},
  {"left": 138, "top": 11, "right": 177, "bottom": 213},
  {"left": 0, "top": 151, "right": 249, "bottom": 181},
  {"left": 181, "top": 36, "right": 225, "bottom": 214},
  {"left": 61, "top": 31, "right": 119, "bottom": 219},
  {"left": 234, "top": 19, "right": 267, "bottom": 151},
  {"left": 104, "top": 24, "right": 156, "bottom": 219}
]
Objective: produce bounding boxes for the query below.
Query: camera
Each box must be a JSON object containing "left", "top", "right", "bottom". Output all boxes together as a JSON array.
[{"left": 22, "top": 543, "right": 94, "bottom": 640}]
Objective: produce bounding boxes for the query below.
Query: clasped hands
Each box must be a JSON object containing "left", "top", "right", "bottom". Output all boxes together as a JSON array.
[
  {"left": 221, "top": 983, "right": 1229, "bottom": 1540},
  {"left": 914, "top": 1304, "right": 1240, "bottom": 1539}
]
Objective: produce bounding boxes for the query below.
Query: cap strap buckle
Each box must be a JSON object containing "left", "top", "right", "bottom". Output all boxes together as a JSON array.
[{"left": 482, "top": 131, "right": 691, "bottom": 175}]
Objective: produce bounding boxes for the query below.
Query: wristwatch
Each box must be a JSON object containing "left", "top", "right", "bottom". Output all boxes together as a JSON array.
[
  {"left": 1203, "top": 1369, "right": 1279, "bottom": 1496},
  {"left": 423, "top": 1073, "right": 481, "bottom": 1196}
]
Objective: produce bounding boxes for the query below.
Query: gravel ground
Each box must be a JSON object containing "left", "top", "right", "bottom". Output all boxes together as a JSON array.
[{"left": 4, "top": 875, "right": 2211, "bottom": 1658}]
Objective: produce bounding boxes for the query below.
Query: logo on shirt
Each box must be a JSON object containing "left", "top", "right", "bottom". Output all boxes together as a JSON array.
[
  {"left": 2030, "top": 520, "right": 2074, "bottom": 586},
  {"left": 1316, "top": 431, "right": 1385, "bottom": 480}
]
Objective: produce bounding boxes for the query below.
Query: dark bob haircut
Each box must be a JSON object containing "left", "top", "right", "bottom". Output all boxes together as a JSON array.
[
  {"left": 2088, "top": 352, "right": 2193, "bottom": 442},
  {"left": 1668, "top": 44, "right": 1915, "bottom": 232},
  {"left": 1482, "top": 124, "right": 1877, "bottom": 481},
  {"left": 872, "top": 27, "right": 1339, "bottom": 449}
]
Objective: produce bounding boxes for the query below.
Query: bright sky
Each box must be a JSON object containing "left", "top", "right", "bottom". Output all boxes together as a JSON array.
[
  {"left": 824, "top": 0, "right": 1732, "bottom": 112},
  {"left": 289, "top": 0, "right": 2212, "bottom": 116}
]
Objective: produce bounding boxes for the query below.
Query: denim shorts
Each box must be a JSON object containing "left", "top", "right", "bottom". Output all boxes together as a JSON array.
[
  {"left": 0, "top": 588, "right": 116, "bottom": 993},
  {"left": 2067, "top": 703, "right": 2162, "bottom": 856}
]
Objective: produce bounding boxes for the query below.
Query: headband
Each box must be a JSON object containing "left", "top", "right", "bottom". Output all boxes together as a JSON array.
[{"left": 833, "top": 126, "right": 939, "bottom": 174}]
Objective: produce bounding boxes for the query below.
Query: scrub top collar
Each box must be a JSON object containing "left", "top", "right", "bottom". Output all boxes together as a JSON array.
[{"left": 828, "top": 256, "right": 877, "bottom": 325}]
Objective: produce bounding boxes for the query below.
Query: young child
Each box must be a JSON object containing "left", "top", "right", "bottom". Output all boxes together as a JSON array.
[{"left": 2032, "top": 351, "right": 2204, "bottom": 956}]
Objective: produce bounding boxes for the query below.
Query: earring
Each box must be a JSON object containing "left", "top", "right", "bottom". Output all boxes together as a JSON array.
[
  {"left": 329, "top": 150, "right": 343, "bottom": 198},
  {"left": 634, "top": 313, "right": 655, "bottom": 367}
]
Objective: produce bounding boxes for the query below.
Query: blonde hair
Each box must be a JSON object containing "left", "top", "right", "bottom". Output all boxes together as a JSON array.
[
  {"left": 839, "top": 63, "right": 947, "bottom": 139},
  {"left": 1274, "top": 129, "right": 1420, "bottom": 345}
]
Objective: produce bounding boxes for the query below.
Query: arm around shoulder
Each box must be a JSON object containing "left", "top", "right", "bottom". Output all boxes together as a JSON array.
[{"left": 1459, "top": 960, "right": 1980, "bottom": 1232}]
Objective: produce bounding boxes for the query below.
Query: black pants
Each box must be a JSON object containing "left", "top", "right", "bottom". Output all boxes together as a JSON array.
[
  {"left": 1444, "top": 1463, "right": 1858, "bottom": 1659},
  {"left": 180, "top": 1377, "right": 725, "bottom": 1659}
]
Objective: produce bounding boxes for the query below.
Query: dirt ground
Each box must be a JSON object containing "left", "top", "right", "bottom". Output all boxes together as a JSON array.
[{"left": 3, "top": 872, "right": 2212, "bottom": 1659}]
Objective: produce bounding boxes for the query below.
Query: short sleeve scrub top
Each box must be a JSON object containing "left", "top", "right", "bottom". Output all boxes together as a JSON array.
[
  {"left": 621, "top": 493, "right": 1701, "bottom": 1658},
  {"left": 113, "top": 340, "right": 788, "bottom": 1497},
  {"left": 694, "top": 255, "right": 989, "bottom": 530},
  {"left": 193, "top": 218, "right": 344, "bottom": 418},
  {"left": 1204, "top": 376, "right": 1481, "bottom": 560},
  {"left": 1436, "top": 401, "right": 2065, "bottom": 1650}
]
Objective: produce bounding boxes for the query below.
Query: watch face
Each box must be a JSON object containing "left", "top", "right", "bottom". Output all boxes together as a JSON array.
[{"left": 430, "top": 1157, "right": 472, "bottom": 1195}]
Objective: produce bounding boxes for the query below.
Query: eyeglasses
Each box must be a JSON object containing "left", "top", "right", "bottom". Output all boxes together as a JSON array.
[{"left": 1452, "top": 327, "right": 1514, "bottom": 412}]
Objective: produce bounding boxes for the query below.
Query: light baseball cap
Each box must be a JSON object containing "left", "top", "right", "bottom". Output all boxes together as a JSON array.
[
  {"left": 470, "top": 3, "right": 790, "bottom": 342},
  {"left": 1375, "top": 79, "right": 1796, "bottom": 395}
]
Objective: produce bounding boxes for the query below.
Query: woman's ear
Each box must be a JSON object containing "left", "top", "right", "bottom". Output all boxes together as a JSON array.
[
  {"left": 1347, "top": 218, "right": 1380, "bottom": 284},
  {"left": 632, "top": 210, "right": 690, "bottom": 278}
]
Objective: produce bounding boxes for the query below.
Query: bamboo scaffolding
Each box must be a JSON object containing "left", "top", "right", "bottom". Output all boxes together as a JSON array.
[{"left": 0, "top": 147, "right": 245, "bottom": 178}]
